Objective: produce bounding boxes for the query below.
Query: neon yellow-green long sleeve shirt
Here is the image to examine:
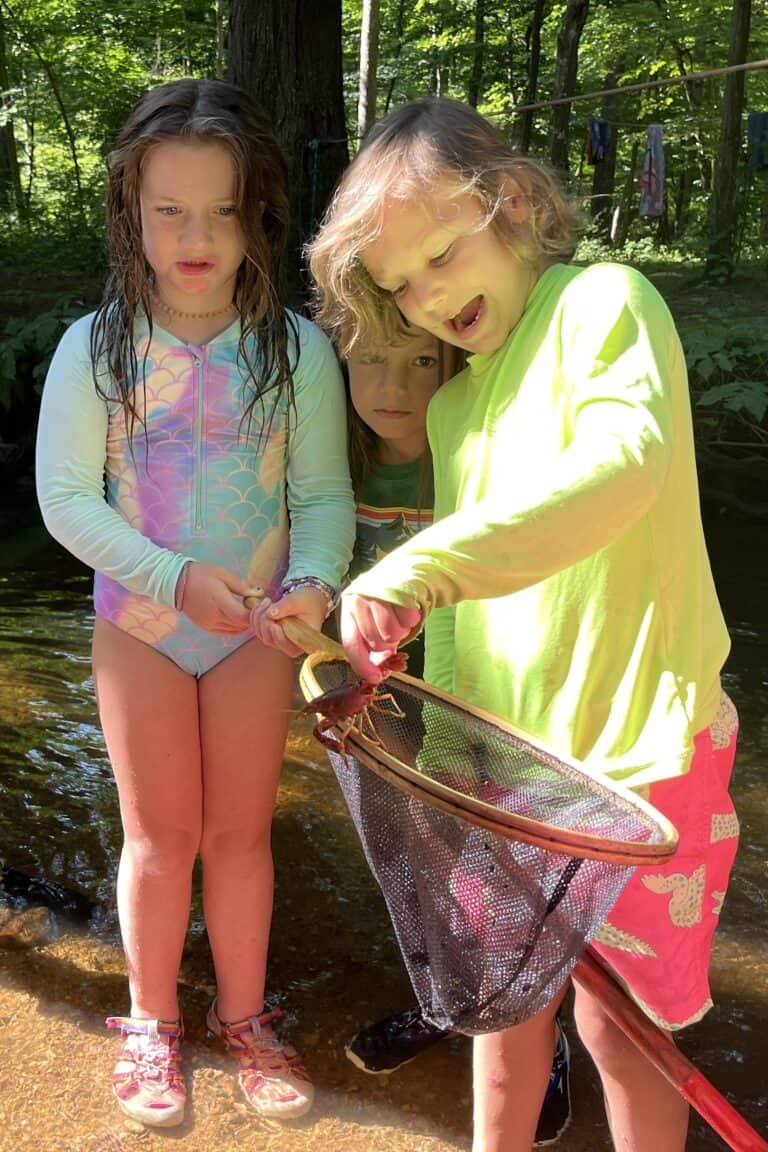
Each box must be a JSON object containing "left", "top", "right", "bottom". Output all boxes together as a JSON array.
[{"left": 346, "top": 263, "right": 730, "bottom": 786}]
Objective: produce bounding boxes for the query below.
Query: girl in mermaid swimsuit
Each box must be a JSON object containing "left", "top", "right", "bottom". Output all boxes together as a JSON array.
[{"left": 36, "top": 78, "right": 355, "bottom": 1128}]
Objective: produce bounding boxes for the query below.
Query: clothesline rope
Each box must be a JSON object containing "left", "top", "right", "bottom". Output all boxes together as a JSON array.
[
  {"left": 583, "top": 113, "right": 743, "bottom": 130},
  {"left": 306, "top": 60, "right": 768, "bottom": 150},
  {"left": 511, "top": 59, "right": 768, "bottom": 117}
]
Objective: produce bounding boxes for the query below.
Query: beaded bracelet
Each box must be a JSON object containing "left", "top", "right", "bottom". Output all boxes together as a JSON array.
[
  {"left": 174, "top": 561, "right": 192, "bottom": 612},
  {"left": 279, "top": 576, "right": 339, "bottom": 617}
]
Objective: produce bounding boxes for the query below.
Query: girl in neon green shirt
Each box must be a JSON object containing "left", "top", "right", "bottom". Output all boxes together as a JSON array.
[{"left": 306, "top": 99, "right": 739, "bottom": 1152}]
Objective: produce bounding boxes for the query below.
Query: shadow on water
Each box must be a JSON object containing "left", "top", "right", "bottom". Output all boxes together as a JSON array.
[{"left": 0, "top": 506, "right": 765, "bottom": 1150}]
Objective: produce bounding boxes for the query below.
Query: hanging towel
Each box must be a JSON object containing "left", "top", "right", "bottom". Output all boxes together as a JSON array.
[
  {"left": 587, "top": 116, "right": 612, "bottom": 163},
  {"left": 747, "top": 111, "right": 768, "bottom": 171},
  {"left": 639, "top": 124, "right": 665, "bottom": 216}
]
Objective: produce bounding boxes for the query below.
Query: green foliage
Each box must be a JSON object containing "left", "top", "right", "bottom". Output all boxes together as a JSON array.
[
  {"left": 680, "top": 320, "right": 768, "bottom": 446},
  {"left": 3, "top": 0, "right": 767, "bottom": 246},
  {"left": 698, "top": 379, "right": 768, "bottom": 424},
  {"left": 1, "top": 0, "right": 766, "bottom": 471},
  {"left": 576, "top": 234, "right": 688, "bottom": 265},
  {"left": 0, "top": 299, "right": 86, "bottom": 411},
  {"left": 1, "top": 0, "right": 222, "bottom": 229}
]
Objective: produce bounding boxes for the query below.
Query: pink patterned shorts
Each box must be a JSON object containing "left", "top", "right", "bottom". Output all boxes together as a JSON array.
[{"left": 590, "top": 693, "right": 740, "bottom": 1030}]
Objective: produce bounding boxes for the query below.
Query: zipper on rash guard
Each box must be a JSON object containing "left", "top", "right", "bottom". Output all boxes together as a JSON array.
[{"left": 193, "top": 351, "right": 205, "bottom": 532}]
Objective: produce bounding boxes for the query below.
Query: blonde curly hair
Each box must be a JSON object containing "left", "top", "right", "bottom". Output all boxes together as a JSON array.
[{"left": 308, "top": 98, "right": 578, "bottom": 357}]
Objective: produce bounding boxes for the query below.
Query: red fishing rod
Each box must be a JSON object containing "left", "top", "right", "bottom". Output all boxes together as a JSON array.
[{"left": 574, "top": 950, "right": 768, "bottom": 1152}]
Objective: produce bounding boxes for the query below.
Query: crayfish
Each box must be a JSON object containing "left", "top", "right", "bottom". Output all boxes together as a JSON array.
[{"left": 302, "top": 651, "right": 408, "bottom": 760}]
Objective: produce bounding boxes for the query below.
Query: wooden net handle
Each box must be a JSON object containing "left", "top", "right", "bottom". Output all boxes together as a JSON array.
[{"left": 244, "top": 593, "right": 346, "bottom": 661}]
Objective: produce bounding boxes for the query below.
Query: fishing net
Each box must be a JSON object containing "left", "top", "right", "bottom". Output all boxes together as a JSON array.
[{"left": 299, "top": 658, "right": 678, "bottom": 1036}]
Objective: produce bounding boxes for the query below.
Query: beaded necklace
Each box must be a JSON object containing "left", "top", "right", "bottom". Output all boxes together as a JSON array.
[{"left": 153, "top": 295, "right": 237, "bottom": 321}]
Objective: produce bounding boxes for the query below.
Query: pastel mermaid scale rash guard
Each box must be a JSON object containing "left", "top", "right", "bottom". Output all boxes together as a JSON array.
[
  {"left": 347, "top": 263, "right": 731, "bottom": 787},
  {"left": 36, "top": 312, "right": 355, "bottom": 676}
]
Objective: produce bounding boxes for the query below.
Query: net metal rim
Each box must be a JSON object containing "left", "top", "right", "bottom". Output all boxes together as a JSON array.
[{"left": 299, "top": 658, "right": 679, "bottom": 866}]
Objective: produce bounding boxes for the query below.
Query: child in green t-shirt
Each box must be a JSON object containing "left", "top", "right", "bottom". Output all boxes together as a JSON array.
[
  {"left": 341, "top": 324, "right": 571, "bottom": 1146},
  {"left": 344, "top": 325, "right": 452, "bottom": 675}
]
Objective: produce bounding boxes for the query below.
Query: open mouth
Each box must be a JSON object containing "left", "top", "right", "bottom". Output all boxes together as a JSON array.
[
  {"left": 178, "top": 260, "right": 214, "bottom": 275},
  {"left": 449, "top": 295, "right": 484, "bottom": 337}
]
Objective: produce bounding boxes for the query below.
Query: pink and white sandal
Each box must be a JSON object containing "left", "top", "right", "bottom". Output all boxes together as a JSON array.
[
  {"left": 207, "top": 1000, "right": 313, "bottom": 1120},
  {"left": 106, "top": 1016, "right": 185, "bottom": 1127}
]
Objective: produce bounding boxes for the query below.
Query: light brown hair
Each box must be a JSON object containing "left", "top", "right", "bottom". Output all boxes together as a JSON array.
[
  {"left": 90, "top": 77, "right": 297, "bottom": 445},
  {"left": 309, "top": 98, "right": 578, "bottom": 356},
  {"left": 346, "top": 334, "right": 465, "bottom": 520}
]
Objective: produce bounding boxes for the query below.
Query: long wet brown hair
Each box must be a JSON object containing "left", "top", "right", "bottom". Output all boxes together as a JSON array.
[{"left": 90, "top": 77, "right": 298, "bottom": 447}]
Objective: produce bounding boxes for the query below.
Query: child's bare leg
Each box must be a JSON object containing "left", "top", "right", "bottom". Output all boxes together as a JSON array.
[
  {"left": 573, "top": 980, "right": 688, "bottom": 1152},
  {"left": 93, "top": 619, "right": 202, "bottom": 1020},
  {"left": 473, "top": 994, "right": 563, "bottom": 1152},
  {"left": 198, "top": 638, "right": 294, "bottom": 1021}
]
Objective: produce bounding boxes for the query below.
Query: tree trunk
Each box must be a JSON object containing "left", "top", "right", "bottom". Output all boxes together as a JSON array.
[
  {"left": 760, "top": 186, "right": 768, "bottom": 246},
  {"left": 549, "top": 0, "right": 590, "bottom": 173},
  {"left": 518, "top": 0, "right": 546, "bottom": 154},
  {"left": 22, "top": 69, "right": 35, "bottom": 213},
  {"left": 228, "top": 0, "right": 348, "bottom": 302},
  {"left": 383, "top": 0, "right": 406, "bottom": 115},
  {"left": 0, "top": 10, "right": 25, "bottom": 221},
  {"left": 673, "top": 44, "right": 710, "bottom": 192},
  {"left": 589, "top": 72, "right": 620, "bottom": 242},
  {"left": 215, "top": 0, "right": 226, "bottom": 79},
  {"left": 0, "top": 0, "right": 84, "bottom": 224},
  {"left": 429, "top": 3, "right": 450, "bottom": 97},
  {"left": 611, "top": 140, "right": 639, "bottom": 248},
  {"left": 358, "top": 0, "right": 380, "bottom": 139},
  {"left": 673, "top": 160, "right": 695, "bottom": 240},
  {"left": 467, "top": 0, "right": 486, "bottom": 108},
  {"left": 705, "top": 0, "right": 752, "bottom": 280}
]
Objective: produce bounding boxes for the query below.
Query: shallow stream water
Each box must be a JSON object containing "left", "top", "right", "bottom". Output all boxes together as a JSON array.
[{"left": 0, "top": 508, "right": 765, "bottom": 1151}]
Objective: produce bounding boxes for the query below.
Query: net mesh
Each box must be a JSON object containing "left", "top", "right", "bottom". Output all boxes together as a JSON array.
[{"left": 302, "top": 661, "right": 674, "bottom": 1035}]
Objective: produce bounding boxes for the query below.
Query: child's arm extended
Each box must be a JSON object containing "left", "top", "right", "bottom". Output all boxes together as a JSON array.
[
  {"left": 342, "top": 269, "right": 686, "bottom": 676},
  {"left": 255, "top": 318, "right": 355, "bottom": 656},
  {"left": 36, "top": 315, "right": 250, "bottom": 633},
  {"left": 284, "top": 319, "right": 356, "bottom": 586}
]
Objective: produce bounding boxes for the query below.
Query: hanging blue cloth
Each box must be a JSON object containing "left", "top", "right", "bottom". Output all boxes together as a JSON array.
[
  {"left": 587, "top": 116, "right": 612, "bottom": 163},
  {"left": 747, "top": 112, "right": 768, "bottom": 171},
  {"left": 639, "top": 124, "right": 665, "bottom": 217}
]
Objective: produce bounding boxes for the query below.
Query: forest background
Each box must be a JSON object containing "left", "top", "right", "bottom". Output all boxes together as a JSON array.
[{"left": 0, "top": 0, "right": 766, "bottom": 519}]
